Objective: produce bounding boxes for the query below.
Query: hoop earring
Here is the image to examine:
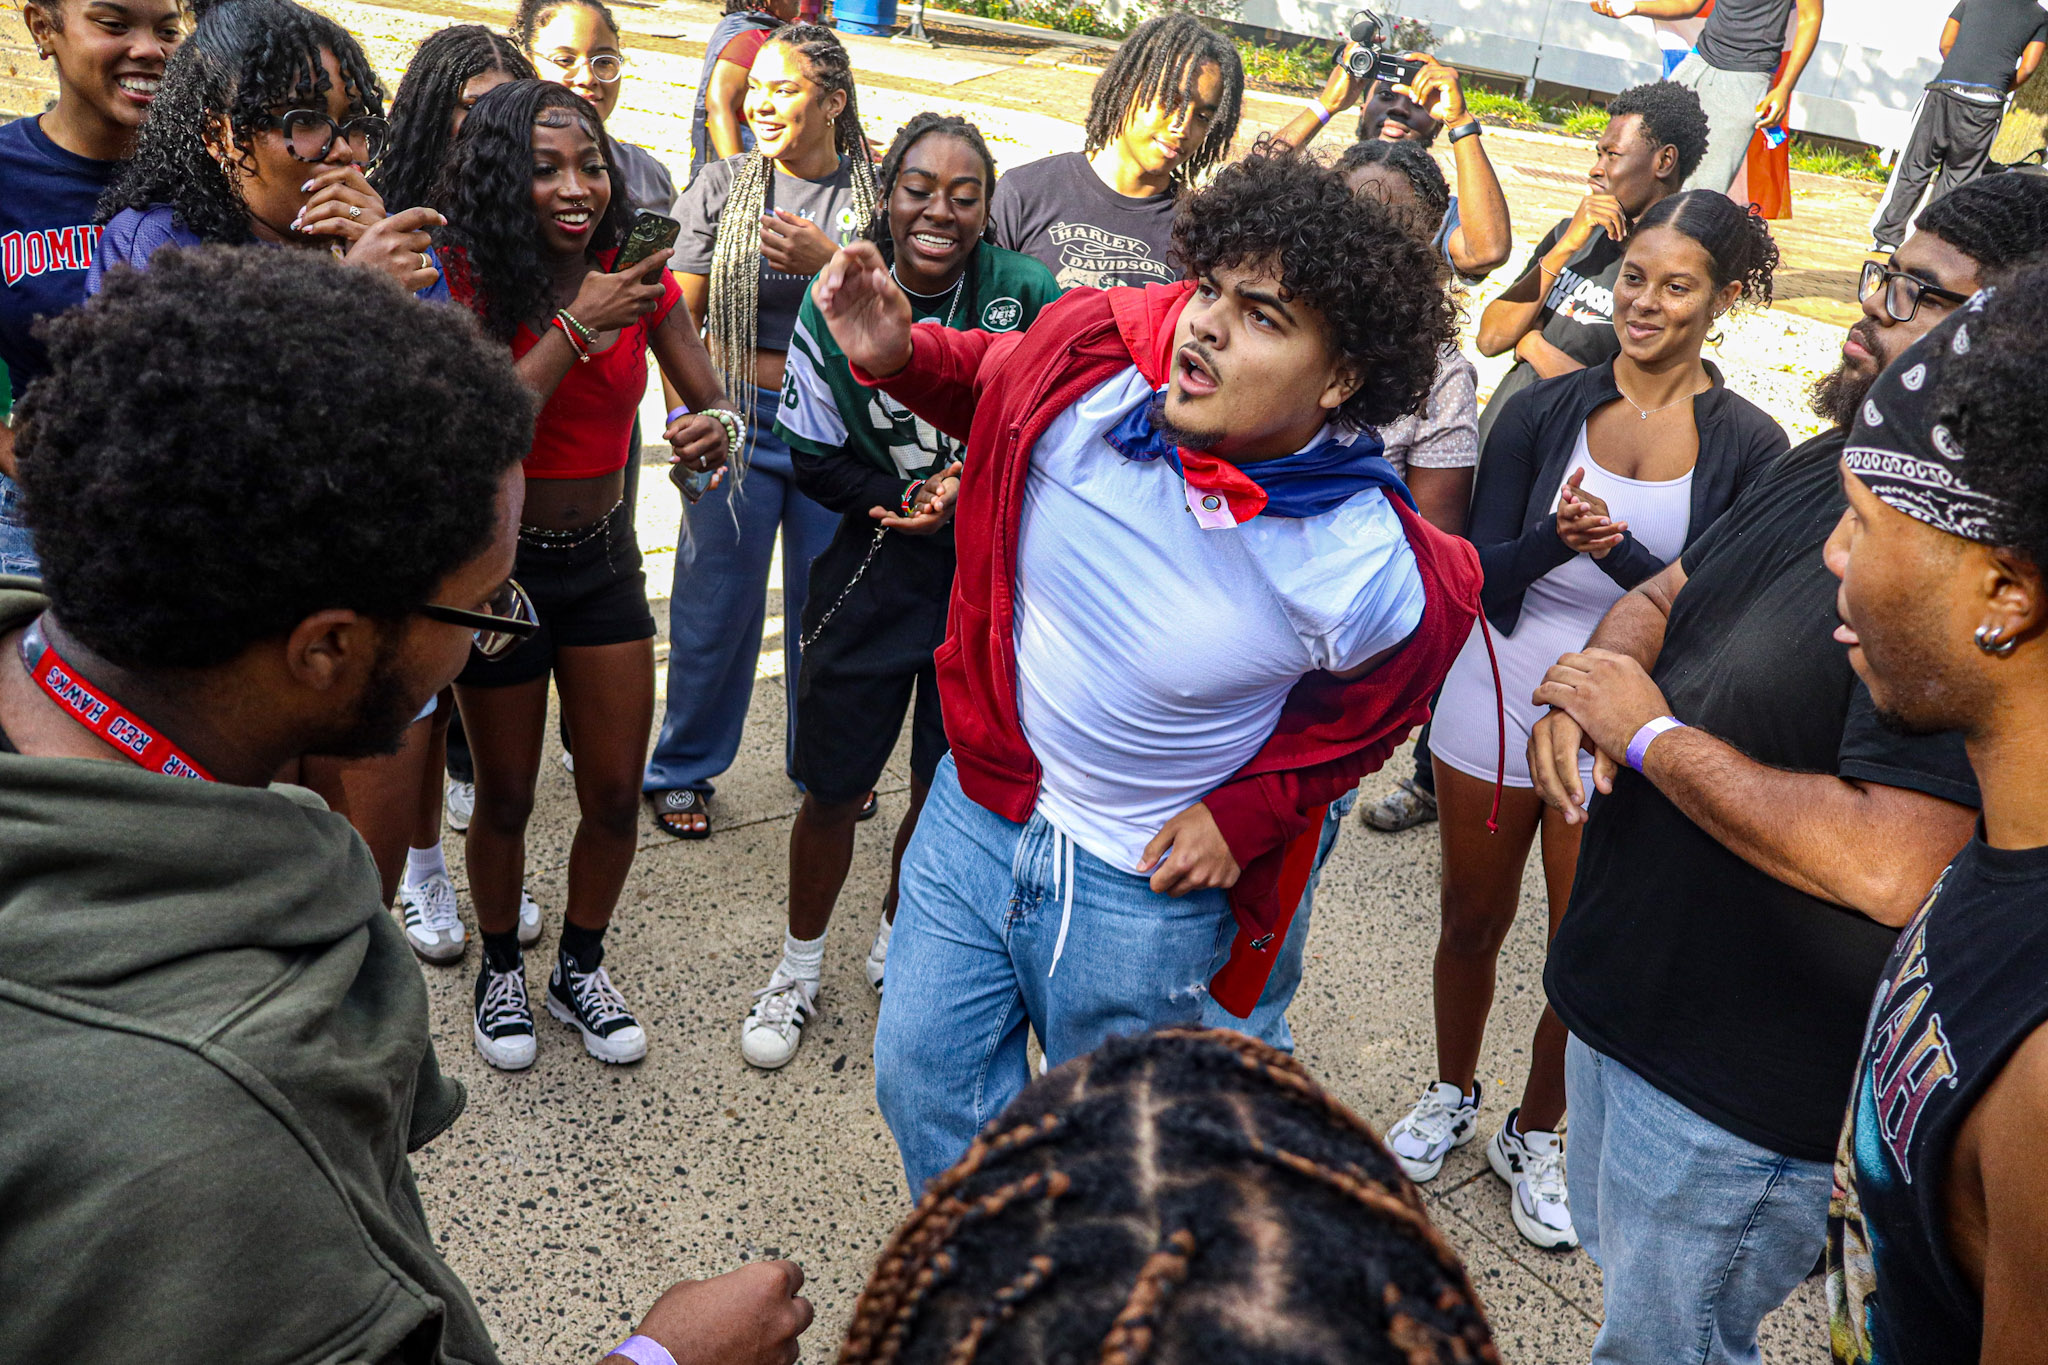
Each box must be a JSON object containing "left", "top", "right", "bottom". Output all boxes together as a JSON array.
[{"left": 1974, "top": 624, "right": 2020, "bottom": 657}]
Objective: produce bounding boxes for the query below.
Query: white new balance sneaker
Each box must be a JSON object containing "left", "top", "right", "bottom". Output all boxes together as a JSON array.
[
  {"left": 517, "top": 888, "right": 542, "bottom": 946},
  {"left": 865, "top": 916, "right": 892, "bottom": 996},
  {"left": 1385, "top": 1081, "right": 1482, "bottom": 1182},
  {"left": 445, "top": 779, "right": 474, "bottom": 832},
  {"left": 1488, "top": 1109, "right": 1579, "bottom": 1249},
  {"left": 398, "top": 871, "right": 465, "bottom": 964},
  {"left": 741, "top": 969, "right": 818, "bottom": 1070}
]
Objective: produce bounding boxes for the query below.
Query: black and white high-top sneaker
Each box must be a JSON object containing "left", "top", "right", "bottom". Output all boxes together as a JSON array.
[
  {"left": 546, "top": 951, "right": 647, "bottom": 1064},
  {"left": 473, "top": 957, "right": 536, "bottom": 1071}
]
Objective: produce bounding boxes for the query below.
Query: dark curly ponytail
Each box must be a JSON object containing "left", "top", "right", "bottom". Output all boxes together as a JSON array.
[
  {"left": 1633, "top": 188, "right": 1780, "bottom": 308},
  {"left": 97, "top": 0, "right": 386, "bottom": 243},
  {"left": 431, "top": 79, "right": 631, "bottom": 342}
]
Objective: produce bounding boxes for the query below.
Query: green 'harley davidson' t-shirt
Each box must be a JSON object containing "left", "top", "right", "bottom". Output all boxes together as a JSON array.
[{"left": 775, "top": 241, "right": 1059, "bottom": 484}]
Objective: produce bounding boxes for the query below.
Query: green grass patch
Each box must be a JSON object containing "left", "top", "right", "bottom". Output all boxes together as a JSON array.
[
  {"left": 1464, "top": 88, "right": 1548, "bottom": 126},
  {"left": 1786, "top": 136, "right": 1888, "bottom": 182},
  {"left": 941, "top": 0, "right": 1126, "bottom": 37},
  {"left": 1234, "top": 36, "right": 1337, "bottom": 91},
  {"left": 1559, "top": 104, "right": 1608, "bottom": 138}
]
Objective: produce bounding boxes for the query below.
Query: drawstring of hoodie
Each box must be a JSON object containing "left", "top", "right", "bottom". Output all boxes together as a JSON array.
[
  {"left": 1479, "top": 614, "right": 1505, "bottom": 835},
  {"left": 1047, "top": 824, "right": 1077, "bottom": 978}
]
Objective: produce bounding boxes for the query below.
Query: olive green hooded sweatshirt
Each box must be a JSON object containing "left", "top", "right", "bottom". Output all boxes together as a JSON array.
[{"left": 0, "top": 581, "right": 499, "bottom": 1364}]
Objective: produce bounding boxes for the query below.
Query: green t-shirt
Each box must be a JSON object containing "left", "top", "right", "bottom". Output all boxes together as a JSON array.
[{"left": 776, "top": 242, "right": 1059, "bottom": 481}]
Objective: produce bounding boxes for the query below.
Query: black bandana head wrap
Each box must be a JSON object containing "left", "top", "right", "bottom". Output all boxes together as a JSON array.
[{"left": 1842, "top": 289, "right": 2009, "bottom": 543}]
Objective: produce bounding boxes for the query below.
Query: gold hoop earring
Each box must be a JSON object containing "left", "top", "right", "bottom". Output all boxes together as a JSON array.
[{"left": 1974, "top": 624, "right": 2020, "bottom": 657}]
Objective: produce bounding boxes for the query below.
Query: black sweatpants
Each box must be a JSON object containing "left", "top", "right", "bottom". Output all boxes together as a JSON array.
[{"left": 1871, "top": 85, "right": 2007, "bottom": 252}]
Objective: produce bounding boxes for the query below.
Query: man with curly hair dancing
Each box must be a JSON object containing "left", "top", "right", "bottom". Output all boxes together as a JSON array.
[{"left": 811, "top": 148, "right": 1482, "bottom": 1194}]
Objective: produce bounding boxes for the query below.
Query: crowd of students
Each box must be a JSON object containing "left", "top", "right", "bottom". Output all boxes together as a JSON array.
[{"left": 6, "top": 0, "right": 2048, "bottom": 1360}]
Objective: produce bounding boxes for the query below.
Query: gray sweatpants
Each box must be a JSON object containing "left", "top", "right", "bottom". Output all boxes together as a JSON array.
[
  {"left": 1672, "top": 53, "right": 1774, "bottom": 196},
  {"left": 1869, "top": 86, "right": 2008, "bottom": 251}
]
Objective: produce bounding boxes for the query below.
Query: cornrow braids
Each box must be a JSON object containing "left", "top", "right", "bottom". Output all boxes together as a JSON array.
[
  {"left": 1081, "top": 12, "right": 1243, "bottom": 191},
  {"left": 707, "top": 23, "right": 878, "bottom": 483},
  {"left": 431, "top": 79, "right": 633, "bottom": 342},
  {"left": 512, "top": 0, "right": 621, "bottom": 50},
  {"left": 866, "top": 112, "right": 998, "bottom": 268},
  {"left": 372, "top": 25, "right": 537, "bottom": 213},
  {"left": 99, "top": 0, "right": 387, "bottom": 242},
  {"left": 840, "top": 1028, "right": 1500, "bottom": 1365}
]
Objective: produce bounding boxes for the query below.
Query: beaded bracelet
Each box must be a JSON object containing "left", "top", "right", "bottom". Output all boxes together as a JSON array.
[
  {"left": 900, "top": 478, "right": 928, "bottom": 517},
  {"left": 555, "top": 308, "right": 596, "bottom": 345},
  {"left": 551, "top": 313, "right": 591, "bottom": 362},
  {"left": 705, "top": 407, "right": 745, "bottom": 463}
]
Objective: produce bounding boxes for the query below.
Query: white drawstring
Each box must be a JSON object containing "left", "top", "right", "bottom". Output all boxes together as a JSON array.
[{"left": 1047, "top": 825, "right": 1076, "bottom": 978}]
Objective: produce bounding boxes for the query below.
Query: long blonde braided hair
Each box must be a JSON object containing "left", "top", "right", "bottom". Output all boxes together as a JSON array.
[{"left": 708, "top": 23, "right": 879, "bottom": 485}]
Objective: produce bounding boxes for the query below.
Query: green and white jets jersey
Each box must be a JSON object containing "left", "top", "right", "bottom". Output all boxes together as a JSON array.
[{"left": 776, "top": 242, "right": 1060, "bottom": 481}]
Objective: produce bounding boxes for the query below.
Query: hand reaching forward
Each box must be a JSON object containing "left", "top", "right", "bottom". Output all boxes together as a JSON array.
[
  {"left": 812, "top": 241, "right": 913, "bottom": 380},
  {"left": 1138, "top": 802, "right": 1241, "bottom": 898}
]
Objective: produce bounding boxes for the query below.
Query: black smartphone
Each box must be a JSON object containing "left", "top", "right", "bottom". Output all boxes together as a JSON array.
[{"left": 616, "top": 210, "right": 681, "bottom": 283}]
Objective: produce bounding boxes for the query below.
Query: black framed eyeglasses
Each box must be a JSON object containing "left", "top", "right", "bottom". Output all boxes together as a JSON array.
[
  {"left": 421, "top": 579, "right": 539, "bottom": 660},
  {"left": 253, "top": 110, "right": 390, "bottom": 164},
  {"left": 1859, "top": 260, "right": 1971, "bottom": 324},
  {"left": 545, "top": 51, "right": 624, "bottom": 82}
]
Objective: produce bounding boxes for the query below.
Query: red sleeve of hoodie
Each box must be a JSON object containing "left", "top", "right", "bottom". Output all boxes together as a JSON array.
[{"left": 848, "top": 322, "right": 1030, "bottom": 445}]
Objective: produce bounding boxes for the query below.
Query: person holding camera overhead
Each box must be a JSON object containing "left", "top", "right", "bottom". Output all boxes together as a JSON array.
[
  {"left": 989, "top": 12, "right": 1242, "bottom": 289},
  {"left": 1271, "top": 21, "right": 1512, "bottom": 285}
]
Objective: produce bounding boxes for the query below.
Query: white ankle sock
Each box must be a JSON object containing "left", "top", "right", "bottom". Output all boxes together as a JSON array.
[
  {"left": 404, "top": 842, "right": 446, "bottom": 890},
  {"left": 780, "top": 929, "right": 826, "bottom": 983}
]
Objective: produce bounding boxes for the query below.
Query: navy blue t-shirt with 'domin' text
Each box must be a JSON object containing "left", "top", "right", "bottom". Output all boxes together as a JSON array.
[{"left": 0, "top": 115, "right": 119, "bottom": 395}]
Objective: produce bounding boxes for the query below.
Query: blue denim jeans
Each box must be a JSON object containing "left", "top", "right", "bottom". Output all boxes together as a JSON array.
[
  {"left": 1566, "top": 1034, "right": 1832, "bottom": 1364},
  {"left": 643, "top": 385, "right": 837, "bottom": 795},
  {"left": 1198, "top": 788, "right": 1356, "bottom": 1052},
  {"left": 0, "top": 471, "right": 38, "bottom": 577},
  {"left": 875, "top": 755, "right": 1238, "bottom": 1194}
]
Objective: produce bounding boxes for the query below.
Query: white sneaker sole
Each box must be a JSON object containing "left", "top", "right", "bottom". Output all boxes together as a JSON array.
[
  {"left": 406, "top": 929, "right": 466, "bottom": 965},
  {"left": 547, "top": 994, "right": 647, "bottom": 1064},
  {"left": 1508, "top": 1193, "right": 1581, "bottom": 1250},
  {"left": 741, "top": 1028, "right": 801, "bottom": 1070},
  {"left": 474, "top": 1021, "right": 536, "bottom": 1071},
  {"left": 1390, "top": 1121, "right": 1476, "bottom": 1183}
]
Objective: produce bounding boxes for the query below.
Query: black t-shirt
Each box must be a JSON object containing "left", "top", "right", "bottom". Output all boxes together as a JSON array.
[
  {"left": 1936, "top": 0, "right": 2048, "bottom": 90},
  {"left": 1829, "top": 837, "right": 2048, "bottom": 1365},
  {"left": 1697, "top": 0, "right": 1796, "bottom": 73},
  {"left": 988, "top": 152, "right": 1181, "bottom": 290},
  {"left": 1545, "top": 430, "right": 1982, "bottom": 1163},
  {"left": 1475, "top": 217, "right": 1625, "bottom": 447}
]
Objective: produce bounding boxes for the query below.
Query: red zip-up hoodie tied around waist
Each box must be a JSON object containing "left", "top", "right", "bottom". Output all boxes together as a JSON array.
[{"left": 850, "top": 280, "right": 1483, "bottom": 1017}]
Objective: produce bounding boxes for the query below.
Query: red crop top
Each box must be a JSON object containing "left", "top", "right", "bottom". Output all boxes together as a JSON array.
[{"left": 446, "top": 247, "right": 683, "bottom": 479}]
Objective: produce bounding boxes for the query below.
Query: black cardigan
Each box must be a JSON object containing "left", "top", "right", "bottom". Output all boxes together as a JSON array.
[{"left": 1468, "top": 359, "right": 1788, "bottom": 634}]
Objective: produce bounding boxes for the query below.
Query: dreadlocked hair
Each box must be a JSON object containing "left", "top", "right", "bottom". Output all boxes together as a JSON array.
[
  {"left": 865, "top": 112, "right": 997, "bottom": 268},
  {"left": 98, "top": 0, "right": 385, "bottom": 242},
  {"left": 1081, "top": 13, "right": 1243, "bottom": 191},
  {"left": 1916, "top": 172, "right": 2048, "bottom": 283},
  {"left": 431, "top": 79, "right": 632, "bottom": 342},
  {"left": 513, "top": 0, "right": 621, "bottom": 50},
  {"left": 372, "top": 25, "right": 536, "bottom": 213},
  {"left": 707, "top": 22, "right": 878, "bottom": 478},
  {"left": 1171, "top": 145, "right": 1456, "bottom": 429},
  {"left": 843, "top": 1028, "right": 1499, "bottom": 1365}
]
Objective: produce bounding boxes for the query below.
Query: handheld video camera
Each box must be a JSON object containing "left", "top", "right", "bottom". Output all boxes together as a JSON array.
[{"left": 1342, "top": 10, "right": 1426, "bottom": 87}]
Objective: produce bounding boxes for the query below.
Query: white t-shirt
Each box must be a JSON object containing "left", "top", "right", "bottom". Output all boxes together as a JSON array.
[{"left": 1013, "top": 368, "right": 1426, "bottom": 873}]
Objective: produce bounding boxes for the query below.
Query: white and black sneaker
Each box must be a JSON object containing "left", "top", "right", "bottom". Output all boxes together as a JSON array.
[
  {"left": 1385, "top": 1081, "right": 1482, "bottom": 1182},
  {"left": 517, "top": 887, "right": 543, "bottom": 947},
  {"left": 399, "top": 871, "right": 465, "bottom": 963},
  {"left": 546, "top": 952, "right": 647, "bottom": 1064},
  {"left": 445, "top": 779, "right": 474, "bottom": 832},
  {"left": 1488, "top": 1108, "right": 1579, "bottom": 1249},
  {"left": 865, "top": 916, "right": 892, "bottom": 997},
  {"left": 741, "top": 969, "right": 818, "bottom": 1069},
  {"left": 473, "top": 957, "right": 536, "bottom": 1071}
]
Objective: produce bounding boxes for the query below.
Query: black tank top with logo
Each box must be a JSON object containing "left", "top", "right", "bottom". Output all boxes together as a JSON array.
[{"left": 1828, "top": 836, "right": 2048, "bottom": 1363}]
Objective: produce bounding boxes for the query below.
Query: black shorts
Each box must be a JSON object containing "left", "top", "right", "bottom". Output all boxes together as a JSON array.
[
  {"left": 458, "top": 499, "right": 655, "bottom": 688},
  {"left": 792, "top": 519, "right": 953, "bottom": 804}
]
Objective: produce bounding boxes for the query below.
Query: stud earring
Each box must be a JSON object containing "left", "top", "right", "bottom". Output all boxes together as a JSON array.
[{"left": 1974, "top": 624, "right": 2020, "bottom": 657}]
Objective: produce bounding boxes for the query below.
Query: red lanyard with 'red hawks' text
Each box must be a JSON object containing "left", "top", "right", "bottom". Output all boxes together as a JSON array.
[{"left": 18, "top": 616, "right": 216, "bottom": 782}]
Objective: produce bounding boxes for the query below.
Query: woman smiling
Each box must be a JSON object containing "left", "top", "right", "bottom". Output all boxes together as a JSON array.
[{"left": 643, "top": 24, "right": 880, "bottom": 841}]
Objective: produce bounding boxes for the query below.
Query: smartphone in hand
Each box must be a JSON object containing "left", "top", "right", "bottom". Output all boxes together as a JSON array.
[{"left": 616, "top": 210, "right": 681, "bottom": 284}]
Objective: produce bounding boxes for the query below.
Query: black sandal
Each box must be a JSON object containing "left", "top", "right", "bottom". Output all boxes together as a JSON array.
[
  {"left": 856, "top": 790, "right": 878, "bottom": 822},
  {"left": 650, "top": 788, "right": 711, "bottom": 840}
]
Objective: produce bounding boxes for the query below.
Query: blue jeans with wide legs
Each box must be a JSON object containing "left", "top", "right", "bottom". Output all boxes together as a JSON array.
[
  {"left": 1566, "top": 1034, "right": 1832, "bottom": 1365},
  {"left": 875, "top": 755, "right": 1239, "bottom": 1195},
  {"left": 643, "top": 385, "right": 837, "bottom": 796},
  {"left": 1197, "top": 788, "right": 1357, "bottom": 1052},
  {"left": 0, "top": 471, "right": 38, "bottom": 577}
]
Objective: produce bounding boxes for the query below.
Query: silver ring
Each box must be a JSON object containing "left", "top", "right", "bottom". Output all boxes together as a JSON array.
[{"left": 347, "top": 204, "right": 362, "bottom": 220}]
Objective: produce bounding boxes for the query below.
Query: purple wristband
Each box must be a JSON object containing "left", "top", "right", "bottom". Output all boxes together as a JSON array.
[
  {"left": 1625, "top": 715, "right": 1686, "bottom": 773},
  {"left": 665, "top": 405, "right": 689, "bottom": 426},
  {"left": 608, "top": 1336, "right": 677, "bottom": 1365}
]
